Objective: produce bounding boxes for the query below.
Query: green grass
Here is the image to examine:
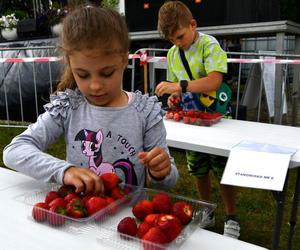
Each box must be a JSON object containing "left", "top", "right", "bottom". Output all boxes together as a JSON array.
[
  {"left": 1, "top": 127, "right": 299, "bottom": 249},
  {"left": 169, "top": 148, "right": 300, "bottom": 250}
]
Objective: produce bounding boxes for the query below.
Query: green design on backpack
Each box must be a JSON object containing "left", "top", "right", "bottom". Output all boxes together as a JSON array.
[{"left": 215, "top": 82, "right": 232, "bottom": 115}]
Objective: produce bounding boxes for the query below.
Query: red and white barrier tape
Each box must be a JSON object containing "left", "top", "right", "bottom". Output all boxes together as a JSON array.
[
  {"left": 128, "top": 54, "right": 140, "bottom": 59},
  {"left": 140, "top": 56, "right": 300, "bottom": 64},
  {"left": 0, "top": 57, "right": 61, "bottom": 63},
  {"left": 227, "top": 58, "right": 300, "bottom": 64},
  {"left": 1, "top": 55, "right": 300, "bottom": 64}
]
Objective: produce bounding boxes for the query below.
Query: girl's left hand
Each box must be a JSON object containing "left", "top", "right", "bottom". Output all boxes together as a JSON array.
[{"left": 138, "top": 147, "right": 171, "bottom": 179}]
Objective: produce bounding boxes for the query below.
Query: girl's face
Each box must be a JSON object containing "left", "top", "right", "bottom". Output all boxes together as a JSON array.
[
  {"left": 169, "top": 19, "right": 197, "bottom": 50},
  {"left": 69, "top": 49, "right": 127, "bottom": 107}
]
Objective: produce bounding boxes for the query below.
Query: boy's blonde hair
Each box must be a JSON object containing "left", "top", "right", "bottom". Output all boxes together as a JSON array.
[
  {"left": 56, "top": 5, "right": 129, "bottom": 91},
  {"left": 157, "top": 1, "right": 193, "bottom": 39}
]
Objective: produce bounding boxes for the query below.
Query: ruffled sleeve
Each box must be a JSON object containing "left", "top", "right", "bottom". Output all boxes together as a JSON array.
[
  {"left": 132, "top": 91, "right": 179, "bottom": 188},
  {"left": 132, "top": 91, "right": 164, "bottom": 131},
  {"left": 43, "top": 88, "right": 84, "bottom": 124}
]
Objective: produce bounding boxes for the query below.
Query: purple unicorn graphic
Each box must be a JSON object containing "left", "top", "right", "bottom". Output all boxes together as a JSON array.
[{"left": 75, "top": 129, "right": 137, "bottom": 185}]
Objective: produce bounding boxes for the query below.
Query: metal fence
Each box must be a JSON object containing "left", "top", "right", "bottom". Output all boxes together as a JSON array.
[
  {"left": 1, "top": 46, "right": 300, "bottom": 128},
  {"left": 0, "top": 45, "right": 59, "bottom": 127},
  {"left": 135, "top": 48, "right": 300, "bottom": 124}
]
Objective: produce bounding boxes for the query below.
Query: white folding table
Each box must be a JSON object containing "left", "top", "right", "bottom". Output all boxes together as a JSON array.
[
  {"left": 0, "top": 167, "right": 267, "bottom": 250},
  {"left": 164, "top": 118, "right": 300, "bottom": 250}
]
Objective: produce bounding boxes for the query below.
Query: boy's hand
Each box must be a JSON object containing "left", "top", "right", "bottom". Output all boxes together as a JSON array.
[
  {"left": 155, "top": 81, "right": 181, "bottom": 96},
  {"left": 63, "top": 166, "right": 104, "bottom": 195},
  {"left": 138, "top": 147, "right": 171, "bottom": 180}
]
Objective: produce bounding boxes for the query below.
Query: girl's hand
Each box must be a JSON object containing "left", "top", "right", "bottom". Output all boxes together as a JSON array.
[
  {"left": 63, "top": 166, "right": 104, "bottom": 195},
  {"left": 138, "top": 147, "right": 171, "bottom": 180}
]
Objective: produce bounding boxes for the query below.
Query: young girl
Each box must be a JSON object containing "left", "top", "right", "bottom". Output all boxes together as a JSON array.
[{"left": 3, "top": 6, "right": 178, "bottom": 194}]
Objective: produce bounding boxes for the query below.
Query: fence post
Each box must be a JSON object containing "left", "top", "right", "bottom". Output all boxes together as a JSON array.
[
  {"left": 292, "top": 35, "right": 300, "bottom": 126},
  {"left": 274, "top": 32, "right": 285, "bottom": 124}
]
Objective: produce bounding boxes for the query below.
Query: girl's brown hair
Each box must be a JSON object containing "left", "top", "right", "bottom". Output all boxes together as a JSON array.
[
  {"left": 56, "top": 5, "right": 129, "bottom": 91},
  {"left": 157, "top": 1, "right": 193, "bottom": 39}
]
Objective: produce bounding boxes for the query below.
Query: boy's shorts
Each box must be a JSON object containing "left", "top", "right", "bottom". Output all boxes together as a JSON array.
[{"left": 186, "top": 150, "right": 227, "bottom": 181}]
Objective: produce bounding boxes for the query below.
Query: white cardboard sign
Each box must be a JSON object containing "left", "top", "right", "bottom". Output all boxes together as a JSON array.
[{"left": 221, "top": 141, "right": 297, "bottom": 191}]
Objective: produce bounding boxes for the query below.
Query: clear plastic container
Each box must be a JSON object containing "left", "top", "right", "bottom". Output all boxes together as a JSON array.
[
  {"left": 16, "top": 183, "right": 140, "bottom": 232},
  {"left": 94, "top": 187, "right": 217, "bottom": 250},
  {"left": 165, "top": 110, "right": 223, "bottom": 127},
  {"left": 196, "top": 116, "right": 222, "bottom": 126}
]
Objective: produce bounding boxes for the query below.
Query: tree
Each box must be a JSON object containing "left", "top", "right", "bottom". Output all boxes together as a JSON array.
[
  {"left": 1, "top": 1, "right": 33, "bottom": 16},
  {"left": 101, "top": 0, "right": 119, "bottom": 8},
  {"left": 68, "top": 0, "right": 119, "bottom": 9}
]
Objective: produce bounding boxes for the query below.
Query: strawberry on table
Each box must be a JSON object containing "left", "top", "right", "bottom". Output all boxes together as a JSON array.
[
  {"left": 189, "top": 117, "right": 198, "bottom": 125},
  {"left": 178, "top": 110, "right": 184, "bottom": 117},
  {"left": 48, "top": 197, "right": 67, "bottom": 208},
  {"left": 66, "top": 198, "right": 87, "bottom": 218},
  {"left": 132, "top": 199, "right": 154, "bottom": 221},
  {"left": 170, "top": 96, "right": 181, "bottom": 106},
  {"left": 171, "top": 201, "right": 193, "bottom": 225},
  {"left": 117, "top": 217, "right": 138, "bottom": 237},
  {"left": 173, "top": 112, "right": 181, "bottom": 121},
  {"left": 85, "top": 196, "right": 108, "bottom": 215},
  {"left": 105, "top": 196, "right": 118, "bottom": 214},
  {"left": 44, "top": 191, "right": 60, "bottom": 204},
  {"left": 165, "top": 111, "right": 174, "bottom": 119},
  {"left": 64, "top": 193, "right": 81, "bottom": 204},
  {"left": 137, "top": 221, "right": 152, "bottom": 239},
  {"left": 81, "top": 193, "right": 94, "bottom": 206},
  {"left": 144, "top": 214, "right": 160, "bottom": 227},
  {"left": 32, "top": 202, "right": 49, "bottom": 222},
  {"left": 211, "top": 112, "right": 222, "bottom": 118},
  {"left": 57, "top": 184, "right": 76, "bottom": 198},
  {"left": 186, "top": 109, "right": 196, "bottom": 118},
  {"left": 105, "top": 196, "right": 115, "bottom": 205},
  {"left": 47, "top": 204, "right": 67, "bottom": 226},
  {"left": 156, "top": 214, "right": 181, "bottom": 243},
  {"left": 100, "top": 173, "right": 121, "bottom": 192},
  {"left": 152, "top": 192, "right": 172, "bottom": 214},
  {"left": 142, "top": 227, "right": 168, "bottom": 250},
  {"left": 199, "top": 112, "right": 211, "bottom": 119},
  {"left": 110, "top": 186, "right": 126, "bottom": 201},
  {"left": 183, "top": 115, "right": 190, "bottom": 124}
]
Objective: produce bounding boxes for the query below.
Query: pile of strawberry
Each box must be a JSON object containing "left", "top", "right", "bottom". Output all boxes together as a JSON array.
[
  {"left": 117, "top": 192, "right": 194, "bottom": 248},
  {"left": 165, "top": 108, "right": 222, "bottom": 126},
  {"left": 32, "top": 173, "right": 129, "bottom": 226}
]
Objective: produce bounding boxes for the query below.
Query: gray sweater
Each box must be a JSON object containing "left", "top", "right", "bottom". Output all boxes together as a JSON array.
[{"left": 3, "top": 89, "right": 178, "bottom": 188}]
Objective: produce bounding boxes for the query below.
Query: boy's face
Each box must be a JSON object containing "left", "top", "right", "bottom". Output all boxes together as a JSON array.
[{"left": 168, "top": 20, "right": 197, "bottom": 50}]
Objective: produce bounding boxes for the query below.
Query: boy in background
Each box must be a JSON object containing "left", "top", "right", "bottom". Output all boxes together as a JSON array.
[{"left": 155, "top": 1, "right": 240, "bottom": 239}]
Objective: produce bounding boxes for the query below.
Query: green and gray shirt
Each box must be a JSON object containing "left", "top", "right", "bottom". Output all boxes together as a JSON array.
[{"left": 167, "top": 32, "right": 228, "bottom": 111}]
